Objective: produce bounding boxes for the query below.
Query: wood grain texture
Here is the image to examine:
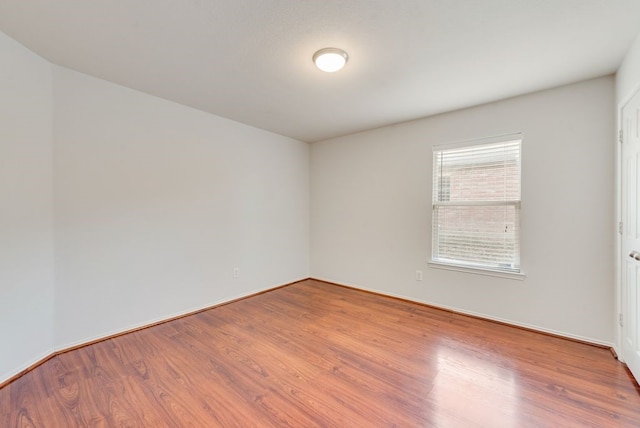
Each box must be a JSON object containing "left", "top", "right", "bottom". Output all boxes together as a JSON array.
[
  {"left": 2, "top": 279, "right": 639, "bottom": 427},
  {"left": 0, "top": 280, "right": 304, "bottom": 391}
]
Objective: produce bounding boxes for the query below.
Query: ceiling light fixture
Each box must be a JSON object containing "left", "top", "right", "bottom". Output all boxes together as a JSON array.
[{"left": 313, "top": 48, "right": 348, "bottom": 73}]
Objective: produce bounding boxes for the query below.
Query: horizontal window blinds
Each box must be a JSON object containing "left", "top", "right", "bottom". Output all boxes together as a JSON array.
[{"left": 432, "top": 138, "right": 521, "bottom": 272}]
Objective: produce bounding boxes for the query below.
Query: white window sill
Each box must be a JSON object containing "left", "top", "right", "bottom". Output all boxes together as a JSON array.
[{"left": 428, "top": 261, "right": 526, "bottom": 280}]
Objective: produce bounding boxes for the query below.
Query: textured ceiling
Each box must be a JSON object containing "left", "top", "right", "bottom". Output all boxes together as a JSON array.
[{"left": 1, "top": 1, "right": 640, "bottom": 142}]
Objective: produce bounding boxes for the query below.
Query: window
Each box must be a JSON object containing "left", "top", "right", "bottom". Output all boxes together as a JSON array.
[
  {"left": 431, "top": 134, "right": 522, "bottom": 275},
  {"left": 437, "top": 175, "right": 451, "bottom": 202}
]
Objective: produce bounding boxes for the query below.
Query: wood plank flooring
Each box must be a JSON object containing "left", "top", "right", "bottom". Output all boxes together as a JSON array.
[{"left": 2, "top": 279, "right": 640, "bottom": 427}]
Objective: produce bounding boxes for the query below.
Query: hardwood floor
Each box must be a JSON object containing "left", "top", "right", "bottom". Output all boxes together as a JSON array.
[{"left": 2, "top": 279, "right": 640, "bottom": 427}]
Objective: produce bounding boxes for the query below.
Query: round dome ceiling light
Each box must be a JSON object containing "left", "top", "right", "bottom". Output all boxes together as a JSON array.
[{"left": 313, "top": 48, "right": 348, "bottom": 73}]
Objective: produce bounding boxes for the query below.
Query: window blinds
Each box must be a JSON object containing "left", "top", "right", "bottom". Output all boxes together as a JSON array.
[{"left": 432, "top": 137, "right": 521, "bottom": 272}]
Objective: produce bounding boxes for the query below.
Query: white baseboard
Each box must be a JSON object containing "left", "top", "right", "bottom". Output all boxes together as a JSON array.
[
  {"left": 1, "top": 348, "right": 54, "bottom": 387},
  {"left": 2, "top": 277, "right": 308, "bottom": 387},
  {"left": 312, "top": 276, "right": 614, "bottom": 349},
  {"left": 54, "top": 279, "right": 306, "bottom": 352},
  {"left": 2, "top": 276, "right": 615, "bottom": 387}
]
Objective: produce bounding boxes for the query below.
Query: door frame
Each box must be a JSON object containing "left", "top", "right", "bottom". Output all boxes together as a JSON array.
[{"left": 616, "top": 83, "right": 640, "bottom": 363}]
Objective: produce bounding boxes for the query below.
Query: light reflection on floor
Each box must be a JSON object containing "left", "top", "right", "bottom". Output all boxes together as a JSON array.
[{"left": 431, "top": 340, "right": 520, "bottom": 427}]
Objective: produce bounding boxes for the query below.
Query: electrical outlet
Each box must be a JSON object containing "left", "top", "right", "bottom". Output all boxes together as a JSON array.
[
  {"left": 416, "top": 270, "right": 423, "bottom": 281},
  {"left": 233, "top": 267, "right": 240, "bottom": 278}
]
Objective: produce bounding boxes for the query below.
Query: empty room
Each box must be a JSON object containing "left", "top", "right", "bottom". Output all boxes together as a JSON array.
[{"left": 3, "top": 1, "right": 640, "bottom": 426}]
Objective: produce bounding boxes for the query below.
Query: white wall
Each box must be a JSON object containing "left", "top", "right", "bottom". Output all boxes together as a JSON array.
[
  {"left": 0, "top": 33, "right": 55, "bottom": 381},
  {"left": 53, "top": 66, "right": 310, "bottom": 348},
  {"left": 0, "top": 30, "right": 309, "bottom": 384},
  {"left": 616, "top": 31, "right": 640, "bottom": 103},
  {"left": 311, "top": 76, "right": 615, "bottom": 344}
]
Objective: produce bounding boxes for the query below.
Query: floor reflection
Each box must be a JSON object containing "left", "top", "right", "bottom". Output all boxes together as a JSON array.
[{"left": 431, "top": 339, "right": 520, "bottom": 427}]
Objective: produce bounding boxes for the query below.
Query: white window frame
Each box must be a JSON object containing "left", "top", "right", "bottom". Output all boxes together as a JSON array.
[{"left": 429, "top": 133, "right": 525, "bottom": 280}]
